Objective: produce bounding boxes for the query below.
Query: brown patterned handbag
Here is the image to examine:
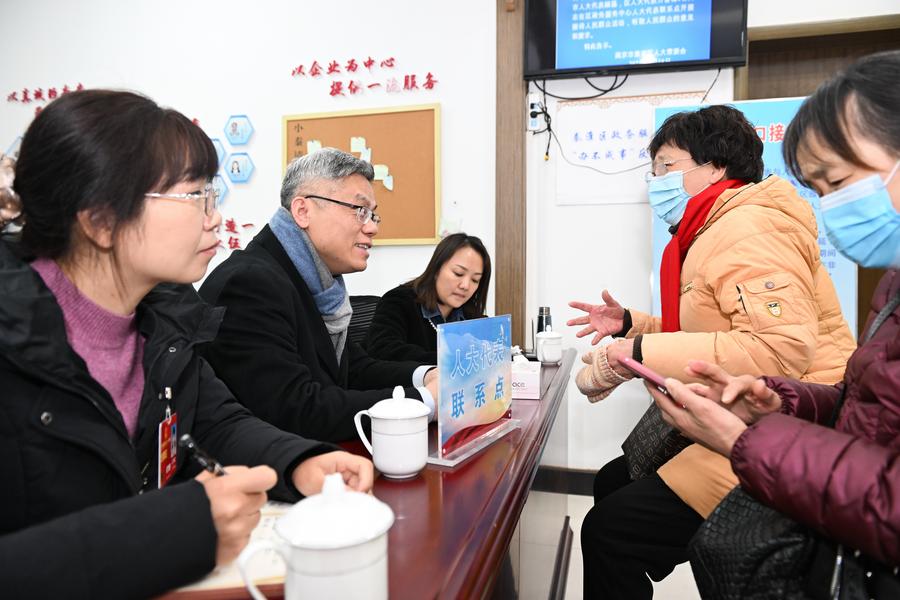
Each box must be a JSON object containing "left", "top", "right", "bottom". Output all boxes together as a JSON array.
[{"left": 620, "top": 402, "right": 692, "bottom": 480}]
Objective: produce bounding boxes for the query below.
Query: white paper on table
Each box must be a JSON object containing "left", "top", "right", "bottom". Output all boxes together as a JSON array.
[{"left": 176, "top": 501, "right": 292, "bottom": 591}]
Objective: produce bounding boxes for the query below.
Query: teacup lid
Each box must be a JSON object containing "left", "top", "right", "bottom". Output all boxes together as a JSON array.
[
  {"left": 535, "top": 327, "right": 562, "bottom": 339},
  {"left": 368, "top": 386, "right": 431, "bottom": 420},
  {"left": 275, "top": 473, "right": 395, "bottom": 549}
]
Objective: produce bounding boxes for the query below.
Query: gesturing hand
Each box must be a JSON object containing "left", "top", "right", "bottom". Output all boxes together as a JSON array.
[
  {"left": 197, "top": 465, "right": 277, "bottom": 566},
  {"left": 567, "top": 290, "right": 626, "bottom": 345}
]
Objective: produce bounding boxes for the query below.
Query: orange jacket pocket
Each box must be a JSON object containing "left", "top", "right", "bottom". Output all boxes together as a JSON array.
[{"left": 737, "top": 272, "right": 802, "bottom": 331}]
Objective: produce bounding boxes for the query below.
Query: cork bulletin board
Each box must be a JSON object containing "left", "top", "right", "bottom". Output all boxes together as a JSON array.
[{"left": 283, "top": 104, "right": 441, "bottom": 245}]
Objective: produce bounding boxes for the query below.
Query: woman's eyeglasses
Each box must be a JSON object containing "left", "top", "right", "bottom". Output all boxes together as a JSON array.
[
  {"left": 644, "top": 157, "right": 696, "bottom": 181},
  {"left": 145, "top": 183, "right": 219, "bottom": 215}
]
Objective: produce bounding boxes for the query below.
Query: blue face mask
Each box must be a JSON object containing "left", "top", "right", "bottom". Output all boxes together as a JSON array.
[
  {"left": 819, "top": 161, "right": 900, "bottom": 269},
  {"left": 646, "top": 162, "right": 710, "bottom": 226}
]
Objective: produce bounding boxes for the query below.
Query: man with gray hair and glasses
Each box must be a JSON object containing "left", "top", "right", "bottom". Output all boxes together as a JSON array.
[{"left": 200, "top": 148, "right": 438, "bottom": 442}]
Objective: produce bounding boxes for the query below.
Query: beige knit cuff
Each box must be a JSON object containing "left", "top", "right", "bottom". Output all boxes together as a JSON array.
[
  {"left": 592, "top": 345, "right": 630, "bottom": 388},
  {"left": 576, "top": 345, "right": 629, "bottom": 403}
]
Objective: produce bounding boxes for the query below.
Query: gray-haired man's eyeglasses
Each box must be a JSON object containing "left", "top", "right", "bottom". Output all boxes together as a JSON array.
[{"left": 305, "top": 194, "right": 382, "bottom": 225}]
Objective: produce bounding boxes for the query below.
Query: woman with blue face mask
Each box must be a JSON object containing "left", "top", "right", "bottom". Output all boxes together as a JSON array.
[
  {"left": 646, "top": 50, "right": 900, "bottom": 598},
  {"left": 817, "top": 160, "right": 899, "bottom": 267},
  {"left": 571, "top": 105, "right": 857, "bottom": 598}
]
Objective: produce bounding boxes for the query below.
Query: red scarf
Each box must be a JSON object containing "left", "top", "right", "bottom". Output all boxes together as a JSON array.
[{"left": 660, "top": 179, "right": 745, "bottom": 332}]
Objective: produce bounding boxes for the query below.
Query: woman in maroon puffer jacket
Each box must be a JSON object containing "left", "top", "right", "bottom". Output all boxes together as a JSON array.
[{"left": 646, "top": 49, "right": 900, "bottom": 571}]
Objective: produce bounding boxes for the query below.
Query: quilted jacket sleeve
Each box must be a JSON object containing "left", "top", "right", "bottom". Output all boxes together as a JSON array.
[
  {"left": 762, "top": 375, "right": 842, "bottom": 425},
  {"left": 731, "top": 412, "right": 900, "bottom": 565},
  {"left": 625, "top": 308, "right": 663, "bottom": 337},
  {"left": 640, "top": 223, "right": 822, "bottom": 380}
]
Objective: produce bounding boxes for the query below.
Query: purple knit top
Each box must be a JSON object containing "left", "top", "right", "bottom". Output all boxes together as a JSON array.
[{"left": 32, "top": 258, "right": 145, "bottom": 438}]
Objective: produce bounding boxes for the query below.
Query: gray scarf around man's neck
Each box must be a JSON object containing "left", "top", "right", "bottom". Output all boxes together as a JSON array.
[{"left": 269, "top": 207, "right": 352, "bottom": 360}]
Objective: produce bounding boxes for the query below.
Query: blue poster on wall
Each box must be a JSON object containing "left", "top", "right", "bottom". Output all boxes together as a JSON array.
[{"left": 650, "top": 98, "right": 857, "bottom": 336}]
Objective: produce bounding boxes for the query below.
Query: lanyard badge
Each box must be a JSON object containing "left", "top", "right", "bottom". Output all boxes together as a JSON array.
[{"left": 158, "top": 387, "right": 178, "bottom": 488}]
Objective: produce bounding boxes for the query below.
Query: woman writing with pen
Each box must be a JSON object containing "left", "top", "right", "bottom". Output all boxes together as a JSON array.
[{"left": 0, "top": 90, "right": 373, "bottom": 599}]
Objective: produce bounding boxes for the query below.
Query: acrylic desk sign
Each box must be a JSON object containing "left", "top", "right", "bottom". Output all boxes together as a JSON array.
[{"left": 429, "top": 315, "right": 519, "bottom": 468}]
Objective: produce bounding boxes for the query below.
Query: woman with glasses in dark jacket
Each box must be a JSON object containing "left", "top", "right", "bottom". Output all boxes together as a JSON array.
[{"left": 0, "top": 89, "right": 373, "bottom": 599}]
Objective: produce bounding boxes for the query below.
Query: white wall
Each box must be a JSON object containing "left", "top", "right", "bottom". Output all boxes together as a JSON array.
[
  {"left": 748, "top": 0, "right": 898, "bottom": 28},
  {"left": 0, "top": 0, "right": 497, "bottom": 305}
]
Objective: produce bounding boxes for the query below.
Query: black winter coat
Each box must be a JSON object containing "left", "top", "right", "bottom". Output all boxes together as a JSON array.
[
  {"left": 0, "top": 242, "right": 330, "bottom": 600},
  {"left": 199, "top": 225, "right": 425, "bottom": 442},
  {"left": 365, "top": 284, "right": 439, "bottom": 363}
]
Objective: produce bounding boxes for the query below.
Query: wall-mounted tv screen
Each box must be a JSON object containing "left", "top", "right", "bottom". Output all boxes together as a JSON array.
[{"left": 525, "top": 0, "right": 748, "bottom": 80}]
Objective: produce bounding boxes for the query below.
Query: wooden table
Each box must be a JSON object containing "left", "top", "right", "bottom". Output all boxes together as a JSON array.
[{"left": 164, "top": 349, "right": 575, "bottom": 600}]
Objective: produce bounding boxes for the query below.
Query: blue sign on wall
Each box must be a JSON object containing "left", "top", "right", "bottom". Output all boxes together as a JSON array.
[
  {"left": 224, "top": 115, "right": 253, "bottom": 146},
  {"left": 212, "top": 174, "right": 229, "bottom": 206},
  {"left": 225, "top": 152, "right": 254, "bottom": 184},
  {"left": 5, "top": 136, "right": 22, "bottom": 159},
  {"left": 211, "top": 138, "right": 226, "bottom": 167}
]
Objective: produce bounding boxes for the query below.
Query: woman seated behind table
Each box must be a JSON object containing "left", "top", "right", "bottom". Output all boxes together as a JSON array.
[
  {"left": 366, "top": 232, "right": 491, "bottom": 363},
  {"left": 0, "top": 89, "right": 372, "bottom": 599},
  {"left": 649, "top": 49, "right": 900, "bottom": 596}
]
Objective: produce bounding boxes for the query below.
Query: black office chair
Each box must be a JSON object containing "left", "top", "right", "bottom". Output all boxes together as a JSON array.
[{"left": 348, "top": 295, "right": 381, "bottom": 348}]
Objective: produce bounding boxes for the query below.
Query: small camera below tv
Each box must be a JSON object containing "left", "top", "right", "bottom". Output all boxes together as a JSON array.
[{"left": 524, "top": 0, "right": 748, "bottom": 80}]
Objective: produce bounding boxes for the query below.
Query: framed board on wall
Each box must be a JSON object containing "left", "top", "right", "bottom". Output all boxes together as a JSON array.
[
  {"left": 283, "top": 104, "right": 441, "bottom": 245},
  {"left": 554, "top": 91, "right": 704, "bottom": 206}
]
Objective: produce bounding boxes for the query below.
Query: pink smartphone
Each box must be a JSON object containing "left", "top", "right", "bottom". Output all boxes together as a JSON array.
[{"left": 620, "top": 357, "right": 670, "bottom": 396}]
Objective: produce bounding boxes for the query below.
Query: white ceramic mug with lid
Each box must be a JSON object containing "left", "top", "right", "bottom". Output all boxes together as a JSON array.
[
  {"left": 237, "top": 473, "right": 395, "bottom": 600},
  {"left": 354, "top": 386, "right": 431, "bottom": 479},
  {"left": 535, "top": 327, "right": 563, "bottom": 364}
]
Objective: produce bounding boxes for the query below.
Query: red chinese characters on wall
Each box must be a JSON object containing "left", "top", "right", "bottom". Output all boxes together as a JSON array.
[
  {"left": 7, "top": 83, "right": 85, "bottom": 115},
  {"left": 290, "top": 56, "right": 438, "bottom": 98},
  {"left": 768, "top": 123, "right": 785, "bottom": 143},
  {"left": 754, "top": 123, "right": 787, "bottom": 144},
  {"left": 219, "top": 218, "right": 256, "bottom": 252}
]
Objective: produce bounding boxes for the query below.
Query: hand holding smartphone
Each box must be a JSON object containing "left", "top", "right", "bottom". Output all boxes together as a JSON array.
[{"left": 620, "top": 357, "right": 670, "bottom": 396}]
